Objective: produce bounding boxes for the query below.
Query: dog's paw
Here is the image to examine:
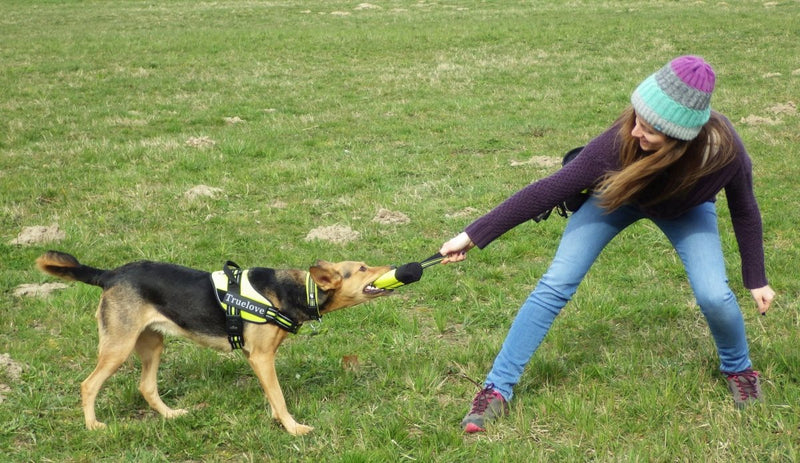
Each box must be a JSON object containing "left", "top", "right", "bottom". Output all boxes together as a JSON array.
[
  {"left": 164, "top": 408, "right": 189, "bottom": 419},
  {"left": 287, "top": 423, "right": 314, "bottom": 436},
  {"left": 86, "top": 420, "right": 107, "bottom": 431}
]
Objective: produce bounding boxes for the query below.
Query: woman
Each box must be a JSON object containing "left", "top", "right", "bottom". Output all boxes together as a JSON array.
[{"left": 439, "top": 56, "right": 775, "bottom": 433}]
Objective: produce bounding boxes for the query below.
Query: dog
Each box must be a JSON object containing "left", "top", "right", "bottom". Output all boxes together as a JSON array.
[{"left": 36, "top": 250, "right": 394, "bottom": 435}]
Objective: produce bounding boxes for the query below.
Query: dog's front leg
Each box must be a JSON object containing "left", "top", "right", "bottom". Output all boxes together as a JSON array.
[{"left": 246, "top": 326, "right": 313, "bottom": 436}]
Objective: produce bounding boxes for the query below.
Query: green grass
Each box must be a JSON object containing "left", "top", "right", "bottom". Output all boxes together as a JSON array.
[{"left": 2, "top": 0, "right": 800, "bottom": 461}]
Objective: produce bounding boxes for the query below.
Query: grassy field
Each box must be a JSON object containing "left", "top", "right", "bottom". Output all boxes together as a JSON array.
[{"left": 2, "top": 0, "right": 799, "bottom": 461}]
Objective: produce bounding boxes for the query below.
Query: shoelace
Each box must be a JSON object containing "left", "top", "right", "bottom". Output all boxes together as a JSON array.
[
  {"left": 728, "top": 370, "right": 760, "bottom": 400},
  {"left": 470, "top": 385, "right": 500, "bottom": 414}
]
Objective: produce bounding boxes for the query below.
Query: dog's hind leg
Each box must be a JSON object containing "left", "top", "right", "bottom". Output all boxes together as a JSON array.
[
  {"left": 82, "top": 333, "right": 138, "bottom": 430},
  {"left": 135, "top": 328, "right": 188, "bottom": 420}
]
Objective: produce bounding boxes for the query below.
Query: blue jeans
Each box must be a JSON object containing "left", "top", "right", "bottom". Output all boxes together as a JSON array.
[{"left": 485, "top": 196, "right": 752, "bottom": 401}]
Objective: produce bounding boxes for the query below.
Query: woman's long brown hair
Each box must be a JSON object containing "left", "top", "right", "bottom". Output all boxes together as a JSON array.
[{"left": 596, "top": 107, "right": 737, "bottom": 211}]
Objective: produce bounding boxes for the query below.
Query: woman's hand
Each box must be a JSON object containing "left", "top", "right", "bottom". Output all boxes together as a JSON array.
[
  {"left": 439, "top": 232, "right": 475, "bottom": 264},
  {"left": 750, "top": 285, "right": 775, "bottom": 315}
]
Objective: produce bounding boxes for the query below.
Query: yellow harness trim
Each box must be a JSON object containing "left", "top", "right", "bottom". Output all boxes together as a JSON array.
[{"left": 212, "top": 270, "right": 277, "bottom": 324}]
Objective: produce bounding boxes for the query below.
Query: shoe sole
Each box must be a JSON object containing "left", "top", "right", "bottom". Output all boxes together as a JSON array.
[{"left": 463, "top": 422, "right": 485, "bottom": 433}]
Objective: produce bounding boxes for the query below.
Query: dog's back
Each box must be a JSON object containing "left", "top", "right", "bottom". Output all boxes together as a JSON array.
[
  {"left": 37, "top": 250, "right": 209, "bottom": 289},
  {"left": 37, "top": 250, "right": 225, "bottom": 334}
]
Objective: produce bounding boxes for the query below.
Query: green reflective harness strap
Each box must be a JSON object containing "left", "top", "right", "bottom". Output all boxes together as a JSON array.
[{"left": 222, "top": 261, "right": 245, "bottom": 349}]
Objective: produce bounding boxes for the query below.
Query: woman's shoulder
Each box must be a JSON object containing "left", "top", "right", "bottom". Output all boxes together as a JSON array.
[{"left": 580, "top": 125, "right": 624, "bottom": 161}]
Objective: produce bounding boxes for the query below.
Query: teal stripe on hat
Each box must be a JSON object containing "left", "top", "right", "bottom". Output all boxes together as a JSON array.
[{"left": 631, "top": 74, "right": 711, "bottom": 140}]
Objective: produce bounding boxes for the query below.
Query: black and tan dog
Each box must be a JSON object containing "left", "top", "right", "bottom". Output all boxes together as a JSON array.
[{"left": 36, "top": 250, "right": 394, "bottom": 435}]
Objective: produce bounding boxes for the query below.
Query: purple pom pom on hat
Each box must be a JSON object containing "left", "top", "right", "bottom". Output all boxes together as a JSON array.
[{"left": 631, "top": 55, "right": 715, "bottom": 140}]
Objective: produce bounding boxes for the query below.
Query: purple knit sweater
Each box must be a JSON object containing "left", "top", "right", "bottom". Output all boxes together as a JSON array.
[{"left": 464, "top": 115, "right": 767, "bottom": 289}]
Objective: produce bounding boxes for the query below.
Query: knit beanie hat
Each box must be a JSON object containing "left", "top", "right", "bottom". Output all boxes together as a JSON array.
[{"left": 630, "top": 55, "right": 715, "bottom": 140}]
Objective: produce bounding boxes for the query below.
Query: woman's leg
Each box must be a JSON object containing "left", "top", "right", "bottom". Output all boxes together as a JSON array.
[
  {"left": 484, "top": 198, "right": 641, "bottom": 400},
  {"left": 655, "top": 202, "right": 752, "bottom": 373}
]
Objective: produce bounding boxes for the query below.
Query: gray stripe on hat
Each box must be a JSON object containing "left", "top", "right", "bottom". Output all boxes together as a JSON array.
[{"left": 654, "top": 64, "right": 711, "bottom": 111}]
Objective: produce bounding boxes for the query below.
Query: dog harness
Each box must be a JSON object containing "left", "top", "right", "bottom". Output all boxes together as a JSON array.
[{"left": 212, "top": 261, "right": 320, "bottom": 349}]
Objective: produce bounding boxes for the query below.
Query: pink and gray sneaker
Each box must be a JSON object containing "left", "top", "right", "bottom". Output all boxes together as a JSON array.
[
  {"left": 725, "top": 368, "right": 762, "bottom": 409},
  {"left": 461, "top": 384, "right": 509, "bottom": 433}
]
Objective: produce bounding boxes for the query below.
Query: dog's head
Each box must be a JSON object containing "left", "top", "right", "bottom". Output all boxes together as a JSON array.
[{"left": 309, "top": 260, "right": 394, "bottom": 314}]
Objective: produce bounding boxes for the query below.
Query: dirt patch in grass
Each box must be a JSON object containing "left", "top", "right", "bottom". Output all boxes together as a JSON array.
[
  {"left": 307, "top": 209, "right": 411, "bottom": 244},
  {"left": 767, "top": 101, "right": 796, "bottom": 115},
  {"left": 740, "top": 115, "right": 781, "bottom": 126},
  {"left": 741, "top": 101, "right": 796, "bottom": 126},
  {"left": 510, "top": 155, "right": 561, "bottom": 168},
  {"left": 372, "top": 208, "right": 410, "bottom": 225},
  {"left": 185, "top": 136, "right": 216, "bottom": 148},
  {"left": 0, "top": 353, "right": 25, "bottom": 403},
  {"left": 184, "top": 185, "right": 223, "bottom": 200},
  {"left": 305, "top": 224, "right": 361, "bottom": 244},
  {"left": 223, "top": 116, "right": 246, "bottom": 124},
  {"left": 0, "top": 354, "right": 24, "bottom": 381},
  {"left": 445, "top": 207, "right": 479, "bottom": 219},
  {"left": 9, "top": 224, "right": 65, "bottom": 245},
  {"left": 13, "top": 282, "right": 68, "bottom": 298}
]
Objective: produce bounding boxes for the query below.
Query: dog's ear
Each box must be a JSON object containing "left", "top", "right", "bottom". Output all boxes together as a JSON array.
[{"left": 309, "top": 261, "right": 342, "bottom": 291}]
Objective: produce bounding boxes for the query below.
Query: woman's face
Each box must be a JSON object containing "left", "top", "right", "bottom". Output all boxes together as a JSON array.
[{"left": 631, "top": 115, "right": 667, "bottom": 152}]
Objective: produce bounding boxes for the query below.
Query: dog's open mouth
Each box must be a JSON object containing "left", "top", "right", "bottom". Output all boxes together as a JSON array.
[{"left": 363, "top": 282, "right": 391, "bottom": 295}]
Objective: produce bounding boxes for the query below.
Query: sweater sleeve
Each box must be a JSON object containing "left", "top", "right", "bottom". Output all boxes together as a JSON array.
[
  {"left": 723, "top": 142, "right": 768, "bottom": 289},
  {"left": 465, "top": 129, "right": 620, "bottom": 248}
]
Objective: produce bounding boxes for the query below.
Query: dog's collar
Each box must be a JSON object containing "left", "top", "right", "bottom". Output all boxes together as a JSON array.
[{"left": 305, "top": 272, "right": 321, "bottom": 321}]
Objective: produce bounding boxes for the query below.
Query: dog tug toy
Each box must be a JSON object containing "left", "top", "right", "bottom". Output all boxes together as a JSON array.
[{"left": 372, "top": 253, "right": 444, "bottom": 290}]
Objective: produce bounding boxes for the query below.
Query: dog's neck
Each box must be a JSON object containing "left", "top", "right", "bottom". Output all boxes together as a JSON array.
[{"left": 246, "top": 268, "right": 328, "bottom": 325}]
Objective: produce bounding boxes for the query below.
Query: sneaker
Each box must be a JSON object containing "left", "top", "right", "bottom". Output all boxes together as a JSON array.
[
  {"left": 725, "top": 369, "right": 762, "bottom": 409},
  {"left": 461, "top": 384, "right": 509, "bottom": 433}
]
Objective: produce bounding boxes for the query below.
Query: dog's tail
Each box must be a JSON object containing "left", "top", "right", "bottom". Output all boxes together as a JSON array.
[{"left": 36, "top": 251, "right": 106, "bottom": 287}]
